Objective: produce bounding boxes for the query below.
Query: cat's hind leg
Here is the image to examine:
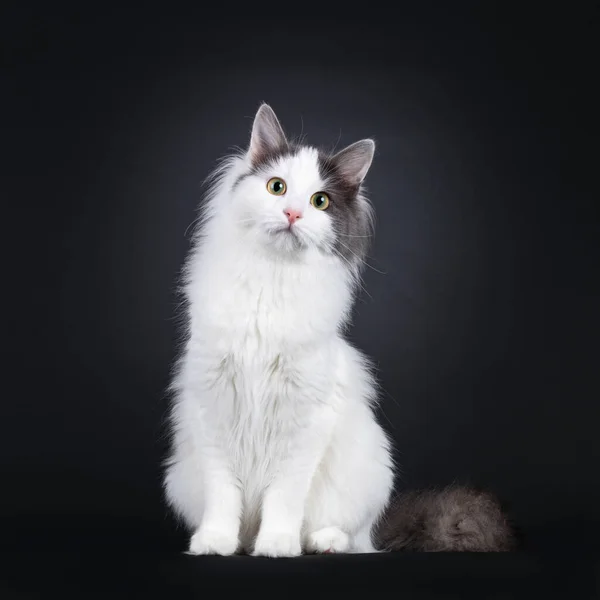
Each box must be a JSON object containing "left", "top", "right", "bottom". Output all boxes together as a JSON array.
[
  {"left": 302, "top": 403, "right": 394, "bottom": 554},
  {"left": 305, "top": 526, "right": 350, "bottom": 554}
]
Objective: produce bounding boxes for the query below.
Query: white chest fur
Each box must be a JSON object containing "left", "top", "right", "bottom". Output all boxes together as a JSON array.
[{"left": 181, "top": 230, "right": 350, "bottom": 478}]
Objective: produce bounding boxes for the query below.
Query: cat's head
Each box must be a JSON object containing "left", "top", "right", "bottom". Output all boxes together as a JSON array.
[{"left": 226, "top": 104, "right": 375, "bottom": 271}]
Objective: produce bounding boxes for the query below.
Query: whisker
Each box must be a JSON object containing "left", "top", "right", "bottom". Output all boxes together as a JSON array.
[
  {"left": 328, "top": 245, "right": 373, "bottom": 302},
  {"left": 336, "top": 240, "right": 387, "bottom": 275},
  {"left": 184, "top": 215, "right": 202, "bottom": 237},
  {"left": 379, "top": 384, "right": 402, "bottom": 410},
  {"left": 331, "top": 128, "right": 343, "bottom": 154}
]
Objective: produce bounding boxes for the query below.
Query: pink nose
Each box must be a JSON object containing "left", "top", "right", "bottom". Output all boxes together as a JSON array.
[{"left": 284, "top": 208, "right": 302, "bottom": 224}]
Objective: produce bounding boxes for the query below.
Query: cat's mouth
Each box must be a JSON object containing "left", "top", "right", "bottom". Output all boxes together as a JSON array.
[
  {"left": 283, "top": 224, "right": 299, "bottom": 237},
  {"left": 269, "top": 221, "right": 300, "bottom": 237},
  {"left": 266, "top": 222, "right": 306, "bottom": 250}
]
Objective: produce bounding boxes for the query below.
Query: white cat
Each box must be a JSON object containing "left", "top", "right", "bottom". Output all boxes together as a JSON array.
[{"left": 163, "top": 104, "right": 395, "bottom": 557}]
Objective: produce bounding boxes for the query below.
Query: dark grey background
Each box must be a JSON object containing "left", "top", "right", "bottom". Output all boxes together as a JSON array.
[{"left": 2, "top": 4, "right": 598, "bottom": 554}]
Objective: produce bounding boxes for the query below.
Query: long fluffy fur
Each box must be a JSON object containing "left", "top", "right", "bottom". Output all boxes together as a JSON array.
[
  {"left": 163, "top": 105, "right": 394, "bottom": 557},
  {"left": 376, "top": 485, "right": 516, "bottom": 552}
]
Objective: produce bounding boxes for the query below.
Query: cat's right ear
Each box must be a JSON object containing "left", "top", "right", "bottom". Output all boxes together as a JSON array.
[{"left": 248, "top": 104, "right": 288, "bottom": 165}]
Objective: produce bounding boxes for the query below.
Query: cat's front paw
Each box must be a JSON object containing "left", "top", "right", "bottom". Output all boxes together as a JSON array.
[
  {"left": 187, "top": 528, "right": 239, "bottom": 556},
  {"left": 252, "top": 531, "right": 302, "bottom": 558}
]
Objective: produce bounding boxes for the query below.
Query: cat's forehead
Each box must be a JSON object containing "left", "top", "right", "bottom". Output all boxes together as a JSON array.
[{"left": 268, "top": 147, "right": 324, "bottom": 190}]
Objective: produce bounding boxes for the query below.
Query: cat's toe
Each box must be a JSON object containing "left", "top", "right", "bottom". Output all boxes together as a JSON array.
[
  {"left": 252, "top": 531, "right": 302, "bottom": 558},
  {"left": 187, "top": 528, "right": 239, "bottom": 556},
  {"left": 306, "top": 526, "right": 350, "bottom": 554}
]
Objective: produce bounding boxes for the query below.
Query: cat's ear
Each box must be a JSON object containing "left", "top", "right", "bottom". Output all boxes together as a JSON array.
[
  {"left": 248, "top": 104, "right": 288, "bottom": 164},
  {"left": 331, "top": 139, "right": 375, "bottom": 185}
]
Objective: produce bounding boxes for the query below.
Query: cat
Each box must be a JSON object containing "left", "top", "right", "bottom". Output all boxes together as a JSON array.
[
  {"left": 375, "top": 485, "right": 516, "bottom": 552},
  {"left": 163, "top": 103, "right": 395, "bottom": 556},
  {"left": 162, "top": 104, "right": 515, "bottom": 556}
]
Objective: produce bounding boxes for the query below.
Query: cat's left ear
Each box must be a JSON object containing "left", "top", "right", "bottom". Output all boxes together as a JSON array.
[
  {"left": 248, "top": 103, "right": 288, "bottom": 164},
  {"left": 331, "top": 139, "right": 375, "bottom": 186}
]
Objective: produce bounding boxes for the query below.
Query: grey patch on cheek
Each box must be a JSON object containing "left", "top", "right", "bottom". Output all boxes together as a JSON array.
[{"left": 317, "top": 152, "right": 374, "bottom": 270}]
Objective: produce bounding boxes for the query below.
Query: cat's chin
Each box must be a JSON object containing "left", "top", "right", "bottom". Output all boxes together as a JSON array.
[{"left": 263, "top": 226, "right": 307, "bottom": 254}]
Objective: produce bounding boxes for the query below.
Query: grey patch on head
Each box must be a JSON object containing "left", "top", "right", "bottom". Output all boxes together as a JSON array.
[
  {"left": 234, "top": 103, "right": 304, "bottom": 189},
  {"left": 250, "top": 141, "right": 298, "bottom": 173},
  {"left": 317, "top": 151, "right": 374, "bottom": 270},
  {"left": 232, "top": 142, "right": 302, "bottom": 190}
]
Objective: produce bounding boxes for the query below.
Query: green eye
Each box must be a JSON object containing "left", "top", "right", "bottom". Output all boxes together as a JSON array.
[
  {"left": 310, "top": 192, "right": 330, "bottom": 210},
  {"left": 267, "top": 177, "right": 287, "bottom": 195}
]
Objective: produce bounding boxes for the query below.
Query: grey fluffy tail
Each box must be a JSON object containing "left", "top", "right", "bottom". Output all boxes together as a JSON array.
[{"left": 375, "top": 484, "right": 516, "bottom": 552}]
